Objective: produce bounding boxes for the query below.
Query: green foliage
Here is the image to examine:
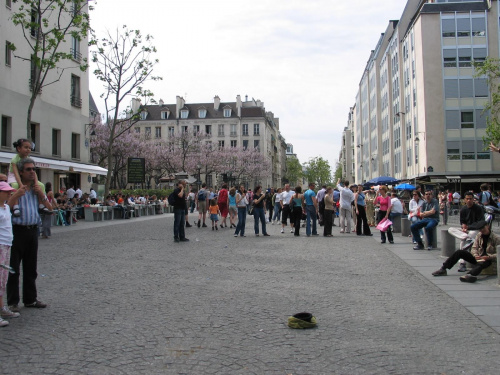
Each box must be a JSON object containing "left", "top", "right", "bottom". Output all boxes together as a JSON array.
[
  {"left": 284, "top": 156, "right": 303, "bottom": 185},
  {"left": 334, "top": 162, "right": 343, "bottom": 180},
  {"left": 302, "top": 156, "right": 332, "bottom": 186},
  {"left": 473, "top": 58, "right": 500, "bottom": 147}
]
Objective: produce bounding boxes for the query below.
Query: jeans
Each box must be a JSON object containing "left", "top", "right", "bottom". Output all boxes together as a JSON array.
[
  {"left": 173, "top": 208, "right": 186, "bottom": 239},
  {"left": 410, "top": 216, "right": 424, "bottom": 242},
  {"left": 253, "top": 207, "right": 267, "bottom": 235},
  {"left": 189, "top": 201, "right": 195, "bottom": 213},
  {"left": 442, "top": 250, "right": 493, "bottom": 276},
  {"left": 235, "top": 207, "right": 247, "bottom": 236},
  {"left": 305, "top": 205, "right": 317, "bottom": 236},
  {"left": 411, "top": 217, "right": 438, "bottom": 245},
  {"left": 272, "top": 202, "right": 282, "bottom": 222}
]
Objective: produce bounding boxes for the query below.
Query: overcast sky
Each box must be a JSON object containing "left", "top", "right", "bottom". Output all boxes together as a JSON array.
[{"left": 89, "top": 0, "right": 408, "bottom": 170}]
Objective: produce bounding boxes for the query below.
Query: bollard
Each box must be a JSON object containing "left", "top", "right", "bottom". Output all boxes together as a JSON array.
[
  {"left": 392, "top": 216, "right": 402, "bottom": 233},
  {"left": 424, "top": 226, "right": 438, "bottom": 248},
  {"left": 401, "top": 217, "right": 411, "bottom": 237},
  {"left": 441, "top": 229, "right": 456, "bottom": 257}
]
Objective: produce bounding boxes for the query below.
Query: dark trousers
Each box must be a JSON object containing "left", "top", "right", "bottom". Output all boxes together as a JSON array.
[
  {"left": 267, "top": 204, "right": 273, "bottom": 222},
  {"left": 356, "top": 205, "right": 371, "bottom": 235},
  {"left": 443, "top": 250, "right": 493, "bottom": 276},
  {"left": 7, "top": 226, "right": 39, "bottom": 306},
  {"left": 293, "top": 207, "right": 302, "bottom": 235},
  {"left": 235, "top": 207, "right": 247, "bottom": 236},
  {"left": 174, "top": 208, "right": 186, "bottom": 239},
  {"left": 377, "top": 210, "right": 393, "bottom": 242},
  {"left": 253, "top": 207, "right": 267, "bottom": 235},
  {"left": 323, "top": 209, "right": 333, "bottom": 236}
]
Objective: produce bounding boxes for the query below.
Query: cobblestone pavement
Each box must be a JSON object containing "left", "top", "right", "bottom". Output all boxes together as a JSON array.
[{"left": 1, "top": 214, "right": 500, "bottom": 374}]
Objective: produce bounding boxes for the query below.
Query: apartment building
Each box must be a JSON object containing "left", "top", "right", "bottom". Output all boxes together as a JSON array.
[
  {"left": 346, "top": 0, "right": 499, "bottom": 189},
  {"left": 339, "top": 107, "right": 356, "bottom": 183},
  {"left": 0, "top": 1, "right": 106, "bottom": 192},
  {"left": 136, "top": 95, "right": 287, "bottom": 189}
]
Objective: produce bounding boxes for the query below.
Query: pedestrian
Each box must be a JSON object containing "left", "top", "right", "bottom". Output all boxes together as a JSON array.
[
  {"left": 172, "top": 180, "right": 189, "bottom": 243},
  {"left": 188, "top": 188, "right": 196, "bottom": 213},
  {"left": 228, "top": 187, "right": 238, "bottom": 229},
  {"left": 252, "top": 186, "right": 269, "bottom": 236},
  {"left": 336, "top": 178, "right": 354, "bottom": 233},
  {"left": 316, "top": 184, "right": 327, "bottom": 226},
  {"left": 375, "top": 185, "right": 394, "bottom": 244},
  {"left": 323, "top": 187, "right": 334, "bottom": 237},
  {"left": 196, "top": 183, "right": 209, "bottom": 228},
  {"left": 209, "top": 198, "right": 220, "bottom": 230},
  {"left": 408, "top": 190, "right": 424, "bottom": 244},
  {"left": 291, "top": 186, "right": 304, "bottom": 236},
  {"left": 280, "top": 184, "right": 294, "bottom": 234},
  {"left": 218, "top": 183, "right": 229, "bottom": 228},
  {"left": 265, "top": 188, "right": 274, "bottom": 223},
  {"left": 272, "top": 187, "right": 282, "bottom": 224},
  {"left": 7, "top": 157, "right": 50, "bottom": 312},
  {"left": 303, "top": 182, "right": 319, "bottom": 236},
  {"left": 411, "top": 189, "right": 440, "bottom": 250},
  {"left": 234, "top": 187, "right": 248, "bottom": 237},
  {"left": 0, "top": 181, "right": 20, "bottom": 326},
  {"left": 354, "top": 185, "right": 372, "bottom": 236},
  {"left": 41, "top": 182, "right": 54, "bottom": 239},
  {"left": 365, "top": 188, "right": 376, "bottom": 226}
]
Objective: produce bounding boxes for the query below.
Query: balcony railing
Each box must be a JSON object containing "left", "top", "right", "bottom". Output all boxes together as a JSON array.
[
  {"left": 70, "top": 48, "right": 82, "bottom": 62},
  {"left": 70, "top": 95, "right": 82, "bottom": 108}
]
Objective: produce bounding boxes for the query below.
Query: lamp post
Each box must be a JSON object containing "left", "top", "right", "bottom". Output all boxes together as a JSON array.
[{"left": 196, "top": 164, "right": 201, "bottom": 191}]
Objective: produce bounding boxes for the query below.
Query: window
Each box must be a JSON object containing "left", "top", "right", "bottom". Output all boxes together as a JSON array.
[
  {"left": 458, "top": 48, "right": 472, "bottom": 67},
  {"left": 145, "top": 127, "right": 151, "bottom": 136},
  {"left": 442, "top": 19, "right": 455, "bottom": 38},
  {"left": 168, "top": 127, "right": 174, "bottom": 137},
  {"left": 70, "top": 75, "right": 81, "bottom": 107},
  {"left": 243, "top": 140, "right": 248, "bottom": 150},
  {"left": 182, "top": 126, "right": 188, "bottom": 133},
  {"left": 71, "top": 36, "right": 81, "bottom": 62},
  {"left": 475, "top": 78, "right": 488, "bottom": 97},
  {"left": 139, "top": 111, "right": 147, "bottom": 120},
  {"left": 71, "top": 0, "right": 81, "bottom": 17},
  {"left": 180, "top": 110, "right": 188, "bottom": 119},
  {"left": 155, "top": 127, "right": 161, "bottom": 138},
  {"left": 230, "top": 140, "right": 237, "bottom": 148},
  {"left": 6, "top": 0, "right": 12, "bottom": 9},
  {"left": 460, "top": 79, "right": 473, "bottom": 98},
  {"left": 471, "top": 17, "right": 486, "bottom": 37},
  {"left": 242, "top": 124, "right": 248, "bottom": 136},
  {"left": 443, "top": 49, "right": 456, "bottom": 67},
  {"left": 461, "top": 111, "right": 474, "bottom": 128},
  {"left": 193, "top": 125, "right": 200, "bottom": 135},
  {"left": 205, "top": 125, "right": 212, "bottom": 135},
  {"left": 30, "top": 122, "right": 39, "bottom": 152},
  {"left": 52, "top": 129, "right": 61, "bottom": 156},
  {"left": 223, "top": 108, "right": 231, "bottom": 117},
  {"left": 161, "top": 111, "right": 169, "bottom": 119},
  {"left": 30, "top": 8, "right": 39, "bottom": 38},
  {"left": 1, "top": 116, "right": 11, "bottom": 148},
  {"left": 134, "top": 127, "right": 140, "bottom": 133},
  {"left": 253, "top": 123, "right": 260, "bottom": 135},
  {"left": 218, "top": 124, "right": 224, "bottom": 136},
  {"left": 5, "top": 41, "right": 12, "bottom": 66},
  {"left": 447, "top": 141, "right": 460, "bottom": 160},
  {"left": 446, "top": 110, "right": 460, "bottom": 129},
  {"left": 198, "top": 109, "right": 207, "bottom": 118},
  {"left": 30, "top": 55, "right": 40, "bottom": 91},
  {"left": 230, "top": 124, "right": 237, "bottom": 136},
  {"left": 218, "top": 140, "right": 224, "bottom": 149},
  {"left": 254, "top": 140, "right": 260, "bottom": 151},
  {"left": 457, "top": 17, "right": 471, "bottom": 37},
  {"left": 462, "top": 140, "right": 475, "bottom": 159},
  {"left": 71, "top": 133, "right": 80, "bottom": 159}
]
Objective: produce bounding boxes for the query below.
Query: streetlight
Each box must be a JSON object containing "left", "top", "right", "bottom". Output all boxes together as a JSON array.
[{"left": 196, "top": 164, "right": 201, "bottom": 191}]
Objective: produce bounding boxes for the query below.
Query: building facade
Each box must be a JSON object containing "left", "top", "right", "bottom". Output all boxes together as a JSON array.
[
  {"left": 0, "top": 1, "right": 106, "bottom": 193},
  {"left": 136, "top": 95, "right": 287, "bottom": 189},
  {"left": 345, "top": 0, "right": 499, "bottom": 190}
]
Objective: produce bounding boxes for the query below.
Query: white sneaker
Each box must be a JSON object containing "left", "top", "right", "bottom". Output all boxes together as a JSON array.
[
  {"left": 0, "top": 318, "right": 8, "bottom": 327},
  {"left": 1, "top": 306, "right": 20, "bottom": 318},
  {"left": 290, "top": 229, "right": 294, "bottom": 233},
  {"left": 281, "top": 228, "right": 284, "bottom": 233}
]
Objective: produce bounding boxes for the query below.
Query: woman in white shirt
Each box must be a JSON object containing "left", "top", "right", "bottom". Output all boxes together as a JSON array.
[
  {"left": 408, "top": 190, "right": 424, "bottom": 243},
  {"left": 272, "top": 188, "right": 283, "bottom": 224}
]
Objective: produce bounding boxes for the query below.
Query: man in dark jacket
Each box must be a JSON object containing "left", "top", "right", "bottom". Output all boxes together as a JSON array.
[{"left": 173, "top": 180, "right": 189, "bottom": 243}]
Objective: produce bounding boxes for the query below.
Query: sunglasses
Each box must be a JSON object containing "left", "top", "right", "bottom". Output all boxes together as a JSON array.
[{"left": 23, "top": 167, "right": 36, "bottom": 172}]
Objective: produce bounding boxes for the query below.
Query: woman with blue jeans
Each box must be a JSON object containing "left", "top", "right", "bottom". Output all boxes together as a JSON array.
[
  {"left": 408, "top": 191, "right": 424, "bottom": 243},
  {"left": 252, "top": 186, "right": 270, "bottom": 236},
  {"left": 234, "top": 188, "right": 248, "bottom": 237},
  {"left": 272, "top": 188, "right": 282, "bottom": 223}
]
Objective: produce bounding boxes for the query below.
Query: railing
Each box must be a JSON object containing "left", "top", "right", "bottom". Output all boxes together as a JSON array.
[
  {"left": 70, "top": 95, "right": 82, "bottom": 108},
  {"left": 70, "top": 48, "right": 82, "bottom": 62}
]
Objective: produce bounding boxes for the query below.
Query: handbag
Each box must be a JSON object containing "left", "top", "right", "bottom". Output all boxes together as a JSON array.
[{"left": 376, "top": 218, "right": 393, "bottom": 232}]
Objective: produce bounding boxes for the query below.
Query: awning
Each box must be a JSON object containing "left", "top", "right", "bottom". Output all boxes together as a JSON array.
[{"left": 0, "top": 151, "right": 107, "bottom": 175}]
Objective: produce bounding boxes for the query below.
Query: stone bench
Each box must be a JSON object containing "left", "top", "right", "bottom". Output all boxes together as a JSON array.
[
  {"left": 441, "top": 229, "right": 456, "bottom": 257},
  {"left": 424, "top": 226, "right": 438, "bottom": 249}
]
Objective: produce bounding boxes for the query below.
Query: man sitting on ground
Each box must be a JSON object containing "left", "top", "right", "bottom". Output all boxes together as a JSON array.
[
  {"left": 432, "top": 220, "right": 498, "bottom": 283},
  {"left": 411, "top": 189, "right": 439, "bottom": 250}
]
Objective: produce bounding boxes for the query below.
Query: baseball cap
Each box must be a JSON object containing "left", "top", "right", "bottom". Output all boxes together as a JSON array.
[{"left": 0, "top": 182, "right": 15, "bottom": 192}]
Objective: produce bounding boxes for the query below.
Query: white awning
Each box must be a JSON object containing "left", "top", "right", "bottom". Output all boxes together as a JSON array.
[{"left": 0, "top": 151, "right": 107, "bottom": 175}]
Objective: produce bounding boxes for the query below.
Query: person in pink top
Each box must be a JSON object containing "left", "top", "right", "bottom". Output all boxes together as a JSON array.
[{"left": 374, "top": 185, "right": 394, "bottom": 244}]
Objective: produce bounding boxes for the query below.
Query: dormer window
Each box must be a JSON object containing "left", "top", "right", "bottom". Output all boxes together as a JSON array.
[
  {"left": 140, "top": 111, "right": 147, "bottom": 120},
  {"left": 180, "top": 109, "right": 189, "bottom": 119},
  {"left": 223, "top": 108, "right": 231, "bottom": 118},
  {"left": 161, "top": 111, "right": 170, "bottom": 120},
  {"left": 198, "top": 109, "right": 207, "bottom": 118}
]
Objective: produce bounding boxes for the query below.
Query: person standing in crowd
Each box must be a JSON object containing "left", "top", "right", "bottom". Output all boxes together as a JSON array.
[
  {"left": 336, "top": 178, "right": 354, "bottom": 233},
  {"left": 303, "top": 183, "right": 319, "bottom": 237},
  {"left": 173, "top": 180, "right": 189, "bottom": 243},
  {"left": 272, "top": 187, "right": 282, "bottom": 224},
  {"left": 41, "top": 182, "right": 54, "bottom": 239},
  {"left": 234, "top": 187, "right": 248, "bottom": 237},
  {"left": 196, "top": 183, "right": 209, "bottom": 228},
  {"left": 7, "top": 158, "right": 50, "bottom": 312},
  {"left": 291, "top": 186, "right": 304, "bottom": 236},
  {"left": 354, "top": 185, "right": 372, "bottom": 236},
  {"left": 265, "top": 188, "right": 274, "bottom": 223},
  {"left": 252, "top": 186, "right": 269, "bottom": 236},
  {"left": 389, "top": 192, "right": 404, "bottom": 223},
  {"left": 411, "top": 190, "right": 439, "bottom": 250},
  {"left": 228, "top": 187, "right": 238, "bottom": 229},
  {"left": 0, "top": 182, "right": 19, "bottom": 326},
  {"left": 365, "top": 189, "right": 376, "bottom": 227},
  {"left": 188, "top": 188, "right": 196, "bottom": 213},
  {"left": 316, "top": 185, "right": 327, "bottom": 226},
  {"left": 408, "top": 190, "right": 424, "bottom": 244},
  {"left": 209, "top": 198, "right": 220, "bottom": 231},
  {"left": 280, "top": 184, "right": 294, "bottom": 234},
  {"left": 323, "top": 187, "right": 334, "bottom": 237},
  {"left": 375, "top": 185, "right": 393, "bottom": 244},
  {"left": 217, "top": 183, "right": 229, "bottom": 228},
  {"left": 332, "top": 187, "right": 340, "bottom": 226}
]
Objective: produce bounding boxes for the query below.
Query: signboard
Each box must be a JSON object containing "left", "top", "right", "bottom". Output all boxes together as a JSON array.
[{"left": 127, "top": 157, "right": 145, "bottom": 184}]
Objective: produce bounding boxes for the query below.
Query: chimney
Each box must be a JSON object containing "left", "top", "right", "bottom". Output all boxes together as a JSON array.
[
  {"left": 245, "top": 95, "right": 248, "bottom": 102},
  {"left": 176, "top": 96, "right": 185, "bottom": 119},
  {"left": 131, "top": 98, "right": 141, "bottom": 114},
  {"left": 159, "top": 99, "right": 164, "bottom": 106},
  {"left": 236, "top": 95, "right": 242, "bottom": 118},
  {"left": 214, "top": 95, "right": 220, "bottom": 111}
]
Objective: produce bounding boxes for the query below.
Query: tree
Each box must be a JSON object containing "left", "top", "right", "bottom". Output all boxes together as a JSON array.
[
  {"left": 474, "top": 58, "right": 500, "bottom": 146},
  {"left": 334, "top": 161, "right": 343, "bottom": 181},
  {"left": 91, "top": 26, "right": 162, "bottom": 197},
  {"left": 284, "top": 156, "right": 302, "bottom": 186},
  {"left": 303, "top": 156, "right": 332, "bottom": 186},
  {"left": 10, "top": 0, "right": 91, "bottom": 138}
]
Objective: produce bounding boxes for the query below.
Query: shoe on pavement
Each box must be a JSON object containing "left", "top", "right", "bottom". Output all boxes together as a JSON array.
[
  {"left": 174, "top": 237, "right": 180, "bottom": 243},
  {"left": 24, "top": 300, "right": 47, "bottom": 308},
  {"left": 197, "top": 220, "right": 201, "bottom": 228},
  {"left": 186, "top": 222, "right": 192, "bottom": 228},
  {"left": 427, "top": 246, "right": 433, "bottom": 251},
  {"left": 458, "top": 263, "right": 467, "bottom": 272},
  {"left": 1, "top": 306, "right": 20, "bottom": 318},
  {"left": 281, "top": 228, "right": 284, "bottom": 233},
  {"left": 0, "top": 318, "right": 8, "bottom": 327},
  {"left": 234, "top": 234, "right": 238, "bottom": 237},
  {"left": 202, "top": 223, "right": 207, "bottom": 227},
  {"left": 180, "top": 238, "right": 190, "bottom": 242},
  {"left": 290, "top": 229, "right": 294, "bottom": 233},
  {"left": 432, "top": 268, "right": 447, "bottom": 276},
  {"left": 8, "top": 305, "right": 20, "bottom": 313},
  {"left": 460, "top": 274, "right": 477, "bottom": 283},
  {"left": 413, "top": 243, "right": 424, "bottom": 250}
]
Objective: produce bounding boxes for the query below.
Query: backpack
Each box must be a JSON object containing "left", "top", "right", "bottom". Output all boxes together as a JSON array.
[
  {"left": 168, "top": 191, "right": 177, "bottom": 206},
  {"left": 479, "top": 191, "right": 496, "bottom": 207},
  {"left": 198, "top": 189, "right": 206, "bottom": 201}
]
